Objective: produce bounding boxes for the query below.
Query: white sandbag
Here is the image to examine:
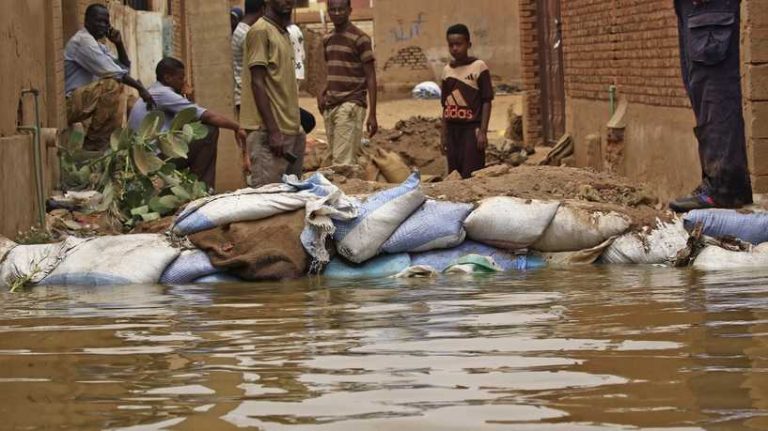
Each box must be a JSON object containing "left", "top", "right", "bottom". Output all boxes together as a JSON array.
[
  {"left": 532, "top": 205, "right": 631, "bottom": 252},
  {"left": 412, "top": 81, "right": 442, "bottom": 99},
  {"left": 173, "top": 183, "right": 315, "bottom": 236},
  {"left": 393, "top": 265, "right": 438, "bottom": 278},
  {"left": 160, "top": 249, "right": 220, "bottom": 284},
  {"left": 39, "top": 234, "right": 180, "bottom": 286},
  {"left": 600, "top": 219, "right": 690, "bottom": 265},
  {"left": 0, "top": 237, "right": 84, "bottom": 289},
  {"left": 693, "top": 243, "right": 768, "bottom": 270},
  {"left": 334, "top": 173, "right": 426, "bottom": 263},
  {"left": 0, "top": 236, "right": 16, "bottom": 264},
  {"left": 464, "top": 197, "right": 560, "bottom": 249},
  {"left": 381, "top": 200, "right": 474, "bottom": 253},
  {"left": 537, "top": 238, "right": 615, "bottom": 266}
]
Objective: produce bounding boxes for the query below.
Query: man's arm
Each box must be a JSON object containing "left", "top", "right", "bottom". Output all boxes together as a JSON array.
[
  {"left": 363, "top": 61, "right": 378, "bottom": 138},
  {"left": 107, "top": 28, "right": 131, "bottom": 69},
  {"left": 477, "top": 101, "right": 492, "bottom": 151},
  {"left": 121, "top": 75, "right": 154, "bottom": 109},
  {"left": 250, "top": 66, "right": 284, "bottom": 157}
]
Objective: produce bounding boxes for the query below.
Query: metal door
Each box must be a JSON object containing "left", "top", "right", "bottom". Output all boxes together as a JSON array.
[{"left": 537, "top": 0, "right": 566, "bottom": 145}]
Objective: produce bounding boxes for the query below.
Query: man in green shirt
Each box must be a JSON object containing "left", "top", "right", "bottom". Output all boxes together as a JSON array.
[{"left": 241, "top": 0, "right": 305, "bottom": 187}]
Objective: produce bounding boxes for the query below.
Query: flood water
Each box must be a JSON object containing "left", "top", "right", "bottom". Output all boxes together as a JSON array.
[{"left": 2, "top": 267, "right": 768, "bottom": 430}]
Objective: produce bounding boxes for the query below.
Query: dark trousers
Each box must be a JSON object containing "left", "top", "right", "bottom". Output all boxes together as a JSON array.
[
  {"left": 675, "top": 0, "right": 752, "bottom": 204},
  {"left": 445, "top": 123, "right": 485, "bottom": 179},
  {"left": 173, "top": 125, "right": 219, "bottom": 190}
]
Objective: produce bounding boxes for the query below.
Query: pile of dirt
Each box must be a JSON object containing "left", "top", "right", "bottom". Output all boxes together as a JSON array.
[
  {"left": 372, "top": 116, "right": 446, "bottom": 176},
  {"left": 336, "top": 165, "right": 669, "bottom": 229}
]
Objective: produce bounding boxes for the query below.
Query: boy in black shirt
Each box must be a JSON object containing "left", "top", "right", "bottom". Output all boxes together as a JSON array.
[{"left": 441, "top": 24, "right": 494, "bottom": 179}]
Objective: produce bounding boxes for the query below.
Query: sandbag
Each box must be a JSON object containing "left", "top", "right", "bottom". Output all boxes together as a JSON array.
[
  {"left": 464, "top": 197, "right": 560, "bottom": 249},
  {"left": 334, "top": 173, "right": 426, "bottom": 263},
  {"left": 173, "top": 184, "right": 315, "bottom": 236},
  {"left": 684, "top": 209, "right": 768, "bottom": 245},
  {"left": 40, "top": 234, "right": 180, "bottom": 286},
  {"left": 532, "top": 205, "right": 631, "bottom": 252},
  {"left": 160, "top": 250, "right": 221, "bottom": 284},
  {"left": 193, "top": 274, "right": 243, "bottom": 284},
  {"left": 444, "top": 254, "right": 503, "bottom": 274},
  {"left": 372, "top": 148, "right": 411, "bottom": 184},
  {"left": 0, "top": 237, "right": 84, "bottom": 288},
  {"left": 381, "top": 200, "right": 474, "bottom": 253},
  {"left": 411, "top": 240, "right": 546, "bottom": 273},
  {"left": 600, "top": 219, "right": 690, "bottom": 265},
  {"left": 0, "top": 236, "right": 16, "bottom": 264},
  {"left": 693, "top": 243, "right": 768, "bottom": 270},
  {"left": 324, "top": 253, "right": 411, "bottom": 280},
  {"left": 190, "top": 210, "right": 309, "bottom": 281},
  {"left": 393, "top": 265, "right": 438, "bottom": 278},
  {"left": 412, "top": 81, "right": 442, "bottom": 99},
  {"left": 536, "top": 238, "right": 615, "bottom": 266}
]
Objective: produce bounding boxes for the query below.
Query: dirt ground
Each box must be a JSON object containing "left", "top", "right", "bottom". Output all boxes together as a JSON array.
[{"left": 300, "top": 94, "right": 522, "bottom": 140}]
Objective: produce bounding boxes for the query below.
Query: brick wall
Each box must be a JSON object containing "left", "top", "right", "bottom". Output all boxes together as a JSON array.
[
  {"left": 744, "top": 0, "right": 768, "bottom": 193},
  {"left": 561, "top": 0, "right": 688, "bottom": 107},
  {"left": 518, "top": 0, "right": 543, "bottom": 147}
]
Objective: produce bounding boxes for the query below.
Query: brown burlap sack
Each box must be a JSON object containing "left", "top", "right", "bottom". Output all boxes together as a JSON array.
[
  {"left": 373, "top": 148, "right": 411, "bottom": 183},
  {"left": 190, "top": 210, "right": 309, "bottom": 281}
]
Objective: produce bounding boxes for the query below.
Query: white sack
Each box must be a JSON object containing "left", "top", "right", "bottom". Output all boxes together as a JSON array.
[
  {"left": 39, "top": 234, "right": 180, "bottom": 286},
  {"left": 532, "top": 205, "right": 631, "bottom": 252},
  {"left": 693, "top": 243, "right": 768, "bottom": 270},
  {"left": 464, "top": 197, "right": 560, "bottom": 249},
  {"left": 601, "top": 219, "right": 690, "bottom": 265}
]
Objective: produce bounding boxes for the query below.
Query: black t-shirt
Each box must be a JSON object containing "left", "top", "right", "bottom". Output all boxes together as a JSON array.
[{"left": 441, "top": 58, "right": 494, "bottom": 124}]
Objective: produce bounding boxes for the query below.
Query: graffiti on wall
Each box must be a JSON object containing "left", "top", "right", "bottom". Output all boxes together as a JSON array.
[
  {"left": 384, "top": 46, "right": 430, "bottom": 71},
  {"left": 390, "top": 12, "right": 426, "bottom": 42}
]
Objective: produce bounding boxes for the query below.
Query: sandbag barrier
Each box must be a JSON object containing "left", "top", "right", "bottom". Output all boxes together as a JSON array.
[{"left": 2, "top": 176, "right": 767, "bottom": 288}]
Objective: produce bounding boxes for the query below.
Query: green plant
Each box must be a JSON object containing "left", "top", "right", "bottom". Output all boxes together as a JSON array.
[{"left": 63, "top": 108, "right": 210, "bottom": 227}]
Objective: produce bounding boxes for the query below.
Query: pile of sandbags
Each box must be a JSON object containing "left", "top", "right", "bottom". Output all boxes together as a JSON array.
[{"left": 14, "top": 174, "right": 767, "bottom": 288}]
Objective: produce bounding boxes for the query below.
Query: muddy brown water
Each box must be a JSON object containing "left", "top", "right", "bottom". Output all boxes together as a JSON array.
[{"left": 2, "top": 266, "right": 768, "bottom": 430}]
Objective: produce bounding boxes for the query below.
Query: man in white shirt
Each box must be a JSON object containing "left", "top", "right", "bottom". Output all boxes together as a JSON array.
[
  {"left": 287, "top": 23, "right": 316, "bottom": 134},
  {"left": 65, "top": 3, "right": 154, "bottom": 151},
  {"left": 129, "top": 58, "right": 247, "bottom": 189}
]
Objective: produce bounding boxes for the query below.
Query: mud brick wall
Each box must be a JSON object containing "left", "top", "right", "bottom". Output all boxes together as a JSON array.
[
  {"left": 744, "top": 0, "right": 768, "bottom": 193},
  {"left": 518, "top": 0, "right": 543, "bottom": 147},
  {"left": 562, "top": 0, "right": 688, "bottom": 106},
  {"left": 383, "top": 46, "right": 430, "bottom": 71}
]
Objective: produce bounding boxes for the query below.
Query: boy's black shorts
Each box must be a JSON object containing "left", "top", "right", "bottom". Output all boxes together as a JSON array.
[{"left": 445, "top": 123, "right": 485, "bottom": 179}]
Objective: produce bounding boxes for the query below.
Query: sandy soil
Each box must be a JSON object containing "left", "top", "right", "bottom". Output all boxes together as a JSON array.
[{"left": 300, "top": 93, "right": 522, "bottom": 140}]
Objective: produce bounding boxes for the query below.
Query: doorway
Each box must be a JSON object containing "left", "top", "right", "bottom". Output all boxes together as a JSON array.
[{"left": 537, "top": 0, "right": 566, "bottom": 145}]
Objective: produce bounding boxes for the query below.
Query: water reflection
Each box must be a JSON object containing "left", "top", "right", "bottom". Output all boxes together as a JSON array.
[{"left": 0, "top": 267, "right": 766, "bottom": 429}]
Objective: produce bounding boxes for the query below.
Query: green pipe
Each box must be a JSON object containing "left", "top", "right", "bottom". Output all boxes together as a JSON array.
[
  {"left": 18, "top": 88, "right": 46, "bottom": 228},
  {"left": 609, "top": 85, "right": 617, "bottom": 116}
]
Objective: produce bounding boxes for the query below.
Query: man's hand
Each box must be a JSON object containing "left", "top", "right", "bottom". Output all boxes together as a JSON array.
[
  {"left": 476, "top": 128, "right": 488, "bottom": 152},
  {"left": 182, "top": 83, "right": 195, "bottom": 101},
  {"left": 268, "top": 129, "right": 285, "bottom": 158},
  {"left": 440, "top": 130, "right": 447, "bottom": 155},
  {"left": 140, "top": 89, "right": 156, "bottom": 110},
  {"left": 107, "top": 28, "right": 123, "bottom": 46},
  {"left": 235, "top": 128, "right": 251, "bottom": 173},
  {"left": 316, "top": 93, "right": 327, "bottom": 113},
  {"left": 366, "top": 114, "right": 379, "bottom": 138}
]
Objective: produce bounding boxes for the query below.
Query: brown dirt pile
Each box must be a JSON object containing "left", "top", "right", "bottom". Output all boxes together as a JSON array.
[
  {"left": 336, "top": 165, "right": 670, "bottom": 229},
  {"left": 370, "top": 116, "right": 446, "bottom": 176}
]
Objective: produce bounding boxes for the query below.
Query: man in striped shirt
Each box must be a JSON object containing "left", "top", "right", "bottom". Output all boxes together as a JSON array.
[{"left": 317, "top": 0, "right": 378, "bottom": 166}]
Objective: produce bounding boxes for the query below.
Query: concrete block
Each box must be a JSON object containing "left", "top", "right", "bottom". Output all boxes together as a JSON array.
[
  {"left": 749, "top": 138, "right": 768, "bottom": 176},
  {"left": 744, "top": 0, "right": 768, "bottom": 30},
  {"left": 745, "top": 64, "right": 768, "bottom": 101},
  {"left": 746, "top": 101, "right": 768, "bottom": 139}
]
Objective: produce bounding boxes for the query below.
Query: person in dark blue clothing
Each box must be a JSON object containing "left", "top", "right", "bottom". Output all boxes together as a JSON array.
[{"left": 669, "top": 0, "right": 753, "bottom": 212}]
